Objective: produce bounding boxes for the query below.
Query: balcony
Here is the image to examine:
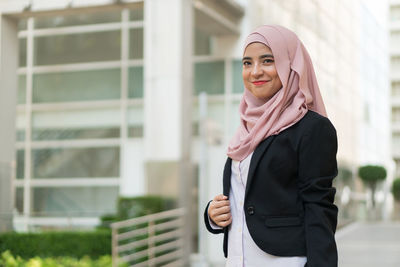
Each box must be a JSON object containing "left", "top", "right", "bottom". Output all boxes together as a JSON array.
[
  {"left": 392, "top": 142, "right": 400, "bottom": 158},
  {"left": 392, "top": 121, "right": 400, "bottom": 133},
  {"left": 391, "top": 95, "right": 400, "bottom": 106},
  {"left": 390, "top": 0, "right": 400, "bottom": 6},
  {"left": 194, "top": 0, "right": 245, "bottom": 36},
  {"left": 391, "top": 20, "right": 400, "bottom": 31}
]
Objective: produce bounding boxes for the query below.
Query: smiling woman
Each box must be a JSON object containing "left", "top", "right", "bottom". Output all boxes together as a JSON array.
[
  {"left": 242, "top": 43, "right": 282, "bottom": 101},
  {"left": 204, "top": 25, "right": 338, "bottom": 267}
]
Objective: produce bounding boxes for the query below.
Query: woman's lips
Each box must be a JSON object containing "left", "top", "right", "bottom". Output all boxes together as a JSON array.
[{"left": 252, "top": 81, "right": 268, "bottom": 86}]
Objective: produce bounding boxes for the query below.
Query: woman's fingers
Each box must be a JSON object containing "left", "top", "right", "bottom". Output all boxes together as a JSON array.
[
  {"left": 211, "top": 194, "right": 230, "bottom": 209},
  {"left": 218, "top": 216, "right": 232, "bottom": 227},
  {"left": 209, "top": 208, "right": 231, "bottom": 220},
  {"left": 214, "top": 212, "right": 231, "bottom": 222},
  {"left": 209, "top": 194, "right": 232, "bottom": 227},
  {"left": 214, "top": 205, "right": 230, "bottom": 214},
  {"left": 213, "top": 194, "right": 228, "bottom": 201},
  {"left": 211, "top": 200, "right": 230, "bottom": 209},
  {"left": 213, "top": 213, "right": 232, "bottom": 227},
  {"left": 209, "top": 200, "right": 230, "bottom": 216}
]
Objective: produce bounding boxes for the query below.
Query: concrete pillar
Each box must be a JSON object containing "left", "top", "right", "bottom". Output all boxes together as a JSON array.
[
  {"left": 0, "top": 14, "right": 18, "bottom": 232},
  {"left": 144, "top": 0, "right": 194, "bottom": 262}
]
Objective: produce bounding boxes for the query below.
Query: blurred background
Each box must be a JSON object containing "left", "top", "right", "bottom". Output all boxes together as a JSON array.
[{"left": 0, "top": 0, "right": 399, "bottom": 266}]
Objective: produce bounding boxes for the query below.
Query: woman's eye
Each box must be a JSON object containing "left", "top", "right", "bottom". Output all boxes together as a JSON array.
[
  {"left": 243, "top": 61, "right": 251, "bottom": 66},
  {"left": 263, "top": 59, "right": 274, "bottom": 64}
]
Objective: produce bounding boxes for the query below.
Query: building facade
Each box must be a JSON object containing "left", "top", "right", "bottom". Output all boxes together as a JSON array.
[
  {"left": 391, "top": 0, "right": 400, "bottom": 213},
  {"left": 0, "top": 0, "right": 393, "bottom": 265}
]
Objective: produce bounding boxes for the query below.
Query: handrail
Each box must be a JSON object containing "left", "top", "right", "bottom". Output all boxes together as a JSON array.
[{"left": 111, "top": 208, "right": 185, "bottom": 267}]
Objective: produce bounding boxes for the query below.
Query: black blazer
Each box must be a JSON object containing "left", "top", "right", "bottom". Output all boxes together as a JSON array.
[{"left": 204, "top": 110, "right": 338, "bottom": 267}]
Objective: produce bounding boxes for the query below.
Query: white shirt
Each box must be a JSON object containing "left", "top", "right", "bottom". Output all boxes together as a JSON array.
[{"left": 210, "top": 152, "right": 307, "bottom": 267}]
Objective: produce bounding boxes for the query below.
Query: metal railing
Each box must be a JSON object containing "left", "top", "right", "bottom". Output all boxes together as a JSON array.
[{"left": 111, "top": 208, "right": 186, "bottom": 267}]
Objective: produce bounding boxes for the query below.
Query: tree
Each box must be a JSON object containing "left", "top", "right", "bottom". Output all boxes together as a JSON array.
[
  {"left": 358, "top": 165, "right": 387, "bottom": 207},
  {"left": 392, "top": 178, "right": 400, "bottom": 202}
]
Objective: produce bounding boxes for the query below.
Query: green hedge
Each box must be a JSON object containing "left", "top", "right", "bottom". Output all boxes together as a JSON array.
[
  {"left": 393, "top": 178, "right": 400, "bottom": 202},
  {"left": 98, "top": 195, "right": 176, "bottom": 229},
  {"left": 0, "top": 250, "right": 120, "bottom": 267},
  {"left": 0, "top": 231, "right": 111, "bottom": 260},
  {"left": 117, "top": 195, "right": 176, "bottom": 220}
]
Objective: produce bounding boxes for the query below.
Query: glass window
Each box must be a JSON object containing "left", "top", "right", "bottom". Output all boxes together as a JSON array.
[
  {"left": 16, "top": 130, "right": 25, "bottom": 142},
  {"left": 393, "top": 82, "right": 400, "bottom": 97},
  {"left": 393, "top": 133, "right": 400, "bottom": 147},
  {"left": 32, "top": 69, "right": 120, "bottom": 103},
  {"left": 130, "top": 7, "right": 144, "bottom": 21},
  {"left": 16, "top": 111, "right": 26, "bottom": 142},
  {"left": 18, "top": 75, "right": 26, "bottom": 104},
  {"left": 34, "top": 31, "right": 121, "bottom": 65},
  {"left": 32, "top": 108, "right": 121, "bottom": 141},
  {"left": 127, "top": 105, "right": 144, "bottom": 138},
  {"left": 18, "top": 19, "right": 27, "bottom": 31},
  {"left": 391, "top": 6, "right": 400, "bottom": 21},
  {"left": 391, "top": 56, "right": 400, "bottom": 70},
  {"left": 393, "top": 107, "right": 400, "bottom": 123},
  {"left": 32, "top": 186, "right": 118, "bottom": 217},
  {"left": 195, "top": 28, "right": 211, "bottom": 56},
  {"left": 128, "top": 66, "right": 143, "bottom": 98},
  {"left": 34, "top": 11, "right": 121, "bottom": 28},
  {"left": 391, "top": 31, "right": 400, "bottom": 49},
  {"left": 19, "top": 38, "right": 26, "bottom": 67},
  {"left": 232, "top": 60, "right": 243, "bottom": 93},
  {"left": 32, "top": 127, "right": 120, "bottom": 141},
  {"left": 15, "top": 188, "right": 24, "bottom": 214},
  {"left": 192, "top": 121, "right": 200, "bottom": 137},
  {"left": 32, "top": 147, "right": 120, "bottom": 178},
  {"left": 129, "top": 28, "right": 144, "bottom": 59},
  {"left": 194, "top": 61, "right": 225, "bottom": 95},
  {"left": 16, "top": 150, "right": 25, "bottom": 179}
]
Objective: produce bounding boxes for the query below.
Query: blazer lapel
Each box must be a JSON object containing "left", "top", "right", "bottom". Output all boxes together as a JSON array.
[
  {"left": 245, "top": 136, "right": 275, "bottom": 197},
  {"left": 223, "top": 157, "right": 232, "bottom": 197}
]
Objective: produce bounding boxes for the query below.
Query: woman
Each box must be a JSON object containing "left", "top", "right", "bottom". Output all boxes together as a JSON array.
[{"left": 204, "top": 25, "right": 338, "bottom": 267}]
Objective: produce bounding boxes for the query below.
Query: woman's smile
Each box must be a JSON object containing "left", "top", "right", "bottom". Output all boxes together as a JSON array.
[{"left": 252, "top": 80, "right": 269, "bottom": 86}]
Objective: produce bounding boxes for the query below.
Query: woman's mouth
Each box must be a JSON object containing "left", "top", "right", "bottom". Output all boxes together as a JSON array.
[{"left": 252, "top": 80, "right": 268, "bottom": 86}]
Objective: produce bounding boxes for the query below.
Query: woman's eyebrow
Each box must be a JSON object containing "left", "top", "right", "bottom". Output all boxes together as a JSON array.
[
  {"left": 242, "top": 54, "right": 274, "bottom": 61},
  {"left": 260, "top": 54, "right": 274, "bottom": 59}
]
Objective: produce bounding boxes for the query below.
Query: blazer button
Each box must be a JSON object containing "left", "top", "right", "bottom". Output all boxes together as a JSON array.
[{"left": 247, "top": 206, "right": 255, "bottom": 215}]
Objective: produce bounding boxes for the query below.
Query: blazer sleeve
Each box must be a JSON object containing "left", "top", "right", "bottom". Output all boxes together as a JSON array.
[
  {"left": 298, "top": 116, "right": 338, "bottom": 267},
  {"left": 204, "top": 200, "right": 224, "bottom": 234}
]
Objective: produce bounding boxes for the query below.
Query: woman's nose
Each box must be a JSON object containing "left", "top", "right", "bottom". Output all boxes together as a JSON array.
[{"left": 251, "top": 64, "right": 263, "bottom": 77}]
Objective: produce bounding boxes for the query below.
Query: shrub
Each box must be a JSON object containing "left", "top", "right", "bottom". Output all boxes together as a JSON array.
[
  {"left": 97, "top": 214, "right": 119, "bottom": 230},
  {"left": 358, "top": 165, "right": 387, "bottom": 207},
  {"left": 338, "top": 166, "right": 352, "bottom": 182},
  {"left": 358, "top": 165, "right": 387, "bottom": 183},
  {"left": 0, "top": 230, "right": 110, "bottom": 259},
  {"left": 0, "top": 250, "right": 123, "bottom": 267},
  {"left": 99, "top": 195, "right": 177, "bottom": 228},
  {"left": 117, "top": 195, "right": 176, "bottom": 220},
  {"left": 393, "top": 178, "right": 400, "bottom": 202}
]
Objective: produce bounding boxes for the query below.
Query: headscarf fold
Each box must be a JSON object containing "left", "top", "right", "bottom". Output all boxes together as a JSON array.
[{"left": 227, "top": 25, "right": 327, "bottom": 161}]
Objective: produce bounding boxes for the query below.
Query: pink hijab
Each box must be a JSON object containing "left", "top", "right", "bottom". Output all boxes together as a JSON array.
[{"left": 227, "top": 25, "right": 327, "bottom": 161}]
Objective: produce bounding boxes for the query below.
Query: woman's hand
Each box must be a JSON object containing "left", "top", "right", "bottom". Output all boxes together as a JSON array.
[{"left": 208, "top": 194, "right": 232, "bottom": 227}]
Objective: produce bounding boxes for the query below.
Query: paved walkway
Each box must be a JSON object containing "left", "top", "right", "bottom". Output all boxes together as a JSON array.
[{"left": 336, "top": 222, "right": 400, "bottom": 267}]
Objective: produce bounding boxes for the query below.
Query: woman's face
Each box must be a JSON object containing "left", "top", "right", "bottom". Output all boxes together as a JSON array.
[{"left": 242, "top": 42, "right": 282, "bottom": 101}]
